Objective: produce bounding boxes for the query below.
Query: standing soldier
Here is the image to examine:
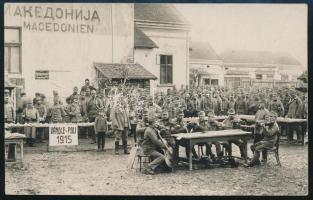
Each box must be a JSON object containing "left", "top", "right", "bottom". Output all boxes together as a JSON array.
[
  {"left": 68, "top": 95, "right": 84, "bottom": 123},
  {"left": 86, "top": 88, "right": 103, "bottom": 144},
  {"left": 235, "top": 95, "right": 248, "bottom": 115},
  {"left": 228, "top": 95, "right": 236, "bottom": 111},
  {"left": 47, "top": 96, "right": 66, "bottom": 124},
  {"left": 34, "top": 98, "right": 47, "bottom": 143},
  {"left": 269, "top": 94, "right": 285, "bottom": 117},
  {"left": 285, "top": 91, "right": 303, "bottom": 143},
  {"left": 22, "top": 99, "right": 40, "bottom": 147},
  {"left": 4, "top": 89, "right": 15, "bottom": 124},
  {"left": 111, "top": 97, "right": 130, "bottom": 155}
]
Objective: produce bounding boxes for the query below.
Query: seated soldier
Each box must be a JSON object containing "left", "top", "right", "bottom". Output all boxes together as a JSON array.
[
  {"left": 192, "top": 111, "right": 223, "bottom": 160},
  {"left": 245, "top": 111, "right": 279, "bottom": 167},
  {"left": 141, "top": 114, "right": 169, "bottom": 175},
  {"left": 219, "top": 108, "right": 246, "bottom": 158}
]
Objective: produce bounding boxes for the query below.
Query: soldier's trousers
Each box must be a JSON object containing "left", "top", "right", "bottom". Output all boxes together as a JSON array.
[
  {"left": 250, "top": 141, "right": 273, "bottom": 163},
  {"left": 287, "top": 124, "right": 302, "bottom": 141},
  {"left": 114, "top": 128, "right": 128, "bottom": 142},
  {"left": 146, "top": 150, "right": 166, "bottom": 171},
  {"left": 253, "top": 134, "right": 267, "bottom": 160}
]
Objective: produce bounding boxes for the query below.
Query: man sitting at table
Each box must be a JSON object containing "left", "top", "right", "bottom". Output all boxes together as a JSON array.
[
  {"left": 219, "top": 108, "right": 246, "bottom": 158},
  {"left": 141, "top": 113, "right": 169, "bottom": 175},
  {"left": 192, "top": 110, "right": 223, "bottom": 160},
  {"left": 244, "top": 111, "right": 279, "bottom": 167}
]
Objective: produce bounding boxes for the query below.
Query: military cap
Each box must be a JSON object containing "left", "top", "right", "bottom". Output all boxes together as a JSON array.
[{"left": 199, "top": 111, "right": 205, "bottom": 116}]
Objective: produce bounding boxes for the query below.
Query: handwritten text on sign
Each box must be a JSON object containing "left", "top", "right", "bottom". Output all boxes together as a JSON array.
[{"left": 49, "top": 124, "right": 78, "bottom": 146}]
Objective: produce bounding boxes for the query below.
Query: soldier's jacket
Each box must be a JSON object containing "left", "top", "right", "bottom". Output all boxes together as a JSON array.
[
  {"left": 221, "top": 115, "right": 241, "bottom": 129},
  {"left": 286, "top": 97, "right": 303, "bottom": 119},
  {"left": 158, "top": 119, "right": 175, "bottom": 147},
  {"left": 67, "top": 103, "right": 84, "bottom": 123},
  {"left": 47, "top": 105, "right": 66, "bottom": 123},
  {"left": 195, "top": 119, "right": 217, "bottom": 132},
  {"left": 269, "top": 100, "right": 284, "bottom": 117},
  {"left": 262, "top": 122, "right": 279, "bottom": 144},
  {"left": 170, "top": 118, "right": 187, "bottom": 134},
  {"left": 141, "top": 127, "right": 166, "bottom": 155},
  {"left": 235, "top": 99, "right": 248, "bottom": 114}
]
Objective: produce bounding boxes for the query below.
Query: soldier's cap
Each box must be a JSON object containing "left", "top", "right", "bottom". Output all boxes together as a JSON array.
[
  {"left": 21, "top": 91, "right": 26, "bottom": 95},
  {"left": 4, "top": 89, "right": 10, "bottom": 93},
  {"left": 85, "top": 78, "right": 89, "bottom": 82},
  {"left": 35, "top": 92, "right": 40, "bottom": 96},
  {"left": 40, "top": 93, "right": 46, "bottom": 98},
  {"left": 227, "top": 108, "right": 235, "bottom": 115}
]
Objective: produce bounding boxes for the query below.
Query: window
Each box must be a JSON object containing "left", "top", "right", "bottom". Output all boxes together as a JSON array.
[
  {"left": 160, "top": 55, "right": 173, "bottom": 84},
  {"left": 4, "top": 27, "right": 21, "bottom": 74},
  {"left": 256, "top": 74, "right": 262, "bottom": 80}
]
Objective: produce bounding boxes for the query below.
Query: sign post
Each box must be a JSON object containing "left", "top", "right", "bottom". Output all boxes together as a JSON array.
[{"left": 48, "top": 124, "right": 78, "bottom": 151}]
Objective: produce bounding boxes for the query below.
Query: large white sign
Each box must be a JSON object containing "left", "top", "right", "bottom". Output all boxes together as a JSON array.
[{"left": 49, "top": 124, "right": 78, "bottom": 146}]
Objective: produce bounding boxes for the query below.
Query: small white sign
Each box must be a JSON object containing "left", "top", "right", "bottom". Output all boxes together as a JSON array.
[{"left": 49, "top": 124, "right": 78, "bottom": 146}]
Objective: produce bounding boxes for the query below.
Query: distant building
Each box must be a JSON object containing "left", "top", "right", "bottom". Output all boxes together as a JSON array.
[
  {"left": 220, "top": 50, "right": 305, "bottom": 88},
  {"left": 134, "top": 4, "right": 190, "bottom": 93},
  {"left": 189, "top": 41, "right": 224, "bottom": 86}
]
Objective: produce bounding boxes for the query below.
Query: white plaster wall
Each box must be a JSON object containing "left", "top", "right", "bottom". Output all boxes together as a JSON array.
[
  {"left": 5, "top": 3, "right": 134, "bottom": 100},
  {"left": 134, "top": 27, "right": 189, "bottom": 89}
]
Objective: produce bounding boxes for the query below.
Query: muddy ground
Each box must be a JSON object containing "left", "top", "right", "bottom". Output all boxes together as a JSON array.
[{"left": 5, "top": 136, "right": 308, "bottom": 196}]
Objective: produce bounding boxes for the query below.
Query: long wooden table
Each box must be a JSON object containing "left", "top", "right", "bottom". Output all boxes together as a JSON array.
[{"left": 172, "top": 129, "right": 252, "bottom": 170}]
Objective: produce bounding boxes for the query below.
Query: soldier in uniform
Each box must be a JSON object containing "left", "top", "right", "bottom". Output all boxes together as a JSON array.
[
  {"left": 269, "top": 94, "right": 284, "bottom": 117},
  {"left": 136, "top": 108, "right": 149, "bottom": 142},
  {"left": 68, "top": 95, "right": 84, "bottom": 123},
  {"left": 34, "top": 98, "right": 47, "bottom": 143},
  {"left": 192, "top": 111, "right": 223, "bottom": 160},
  {"left": 23, "top": 99, "right": 40, "bottom": 146},
  {"left": 86, "top": 88, "right": 103, "bottom": 144},
  {"left": 235, "top": 95, "right": 248, "bottom": 115},
  {"left": 219, "top": 108, "right": 246, "bottom": 158},
  {"left": 47, "top": 96, "right": 66, "bottom": 123},
  {"left": 111, "top": 97, "right": 130, "bottom": 155},
  {"left": 285, "top": 92, "right": 303, "bottom": 143},
  {"left": 157, "top": 109, "right": 175, "bottom": 148},
  {"left": 141, "top": 113, "right": 168, "bottom": 175},
  {"left": 4, "top": 89, "right": 15, "bottom": 124},
  {"left": 245, "top": 111, "right": 279, "bottom": 167}
]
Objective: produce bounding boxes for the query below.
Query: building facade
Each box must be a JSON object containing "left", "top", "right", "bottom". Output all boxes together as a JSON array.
[
  {"left": 4, "top": 3, "right": 134, "bottom": 101},
  {"left": 220, "top": 50, "right": 305, "bottom": 88},
  {"left": 134, "top": 4, "right": 190, "bottom": 93},
  {"left": 189, "top": 41, "right": 224, "bottom": 87}
]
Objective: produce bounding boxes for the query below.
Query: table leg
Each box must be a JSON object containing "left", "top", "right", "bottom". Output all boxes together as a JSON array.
[
  {"left": 20, "top": 141, "right": 23, "bottom": 161},
  {"left": 243, "top": 139, "right": 248, "bottom": 163},
  {"left": 189, "top": 140, "right": 192, "bottom": 171}
]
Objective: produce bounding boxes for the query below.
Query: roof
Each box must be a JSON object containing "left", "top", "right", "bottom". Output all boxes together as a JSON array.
[
  {"left": 297, "top": 70, "right": 308, "bottom": 83},
  {"left": 94, "top": 63, "right": 157, "bottom": 80},
  {"left": 134, "top": 25, "right": 158, "bottom": 49},
  {"left": 134, "top": 4, "right": 188, "bottom": 25},
  {"left": 189, "top": 41, "right": 221, "bottom": 61},
  {"left": 220, "top": 50, "right": 302, "bottom": 69},
  {"left": 225, "top": 70, "right": 249, "bottom": 75}
]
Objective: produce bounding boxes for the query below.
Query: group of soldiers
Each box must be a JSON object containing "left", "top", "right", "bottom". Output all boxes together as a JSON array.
[{"left": 4, "top": 80, "right": 307, "bottom": 171}]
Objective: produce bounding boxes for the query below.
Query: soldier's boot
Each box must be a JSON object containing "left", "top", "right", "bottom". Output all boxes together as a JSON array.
[
  {"left": 115, "top": 141, "right": 120, "bottom": 155},
  {"left": 239, "top": 146, "right": 247, "bottom": 159},
  {"left": 261, "top": 150, "right": 268, "bottom": 163},
  {"left": 123, "top": 140, "right": 130, "bottom": 154}
]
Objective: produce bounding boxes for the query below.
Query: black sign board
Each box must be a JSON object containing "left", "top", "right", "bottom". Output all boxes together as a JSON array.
[{"left": 35, "top": 70, "right": 49, "bottom": 80}]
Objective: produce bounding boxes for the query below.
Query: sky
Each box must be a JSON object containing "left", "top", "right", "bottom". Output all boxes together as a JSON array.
[{"left": 175, "top": 4, "right": 307, "bottom": 67}]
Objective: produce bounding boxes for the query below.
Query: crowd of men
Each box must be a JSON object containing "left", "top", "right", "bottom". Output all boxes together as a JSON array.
[{"left": 4, "top": 79, "right": 308, "bottom": 173}]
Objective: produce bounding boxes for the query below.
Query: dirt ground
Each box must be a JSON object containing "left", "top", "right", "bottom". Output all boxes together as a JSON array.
[{"left": 5, "top": 136, "right": 308, "bottom": 196}]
